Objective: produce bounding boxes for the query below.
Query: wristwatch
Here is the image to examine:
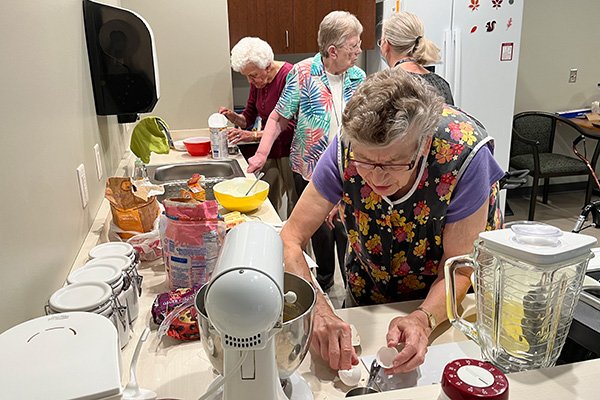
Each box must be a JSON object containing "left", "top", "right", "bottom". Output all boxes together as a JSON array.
[{"left": 416, "top": 306, "right": 437, "bottom": 330}]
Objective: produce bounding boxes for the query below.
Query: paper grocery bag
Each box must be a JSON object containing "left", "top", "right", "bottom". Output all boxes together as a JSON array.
[{"left": 105, "top": 177, "right": 160, "bottom": 239}]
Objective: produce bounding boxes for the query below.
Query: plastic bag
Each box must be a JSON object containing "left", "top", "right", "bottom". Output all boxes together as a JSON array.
[
  {"left": 152, "top": 287, "right": 200, "bottom": 341},
  {"left": 159, "top": 199, "right": 225, "bottom": 289},
  {"left": 108, "top": 213, "right": 162, "bottom": 261}
]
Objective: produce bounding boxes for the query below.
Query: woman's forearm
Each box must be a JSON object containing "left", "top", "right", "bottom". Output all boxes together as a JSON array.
[
  {"left": 234, "top": 113, "right": 247, "bottom": 129},
  {"left": 255, "top": 110, "right": 288, "bottom": 157}
]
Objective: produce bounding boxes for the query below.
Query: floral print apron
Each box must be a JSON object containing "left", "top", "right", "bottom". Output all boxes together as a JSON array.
[{"left": 339, "top": 107, "right": 502, "bottom": 305}]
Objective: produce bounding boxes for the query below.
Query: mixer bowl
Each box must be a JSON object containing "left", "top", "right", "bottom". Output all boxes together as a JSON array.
[{"left": 195, "top": 272, "right": 316, "bottom": 379}]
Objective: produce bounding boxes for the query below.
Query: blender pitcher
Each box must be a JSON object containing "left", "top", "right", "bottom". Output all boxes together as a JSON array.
[{"left": 445, "top": 222, "right": 596, "bottom": 373}]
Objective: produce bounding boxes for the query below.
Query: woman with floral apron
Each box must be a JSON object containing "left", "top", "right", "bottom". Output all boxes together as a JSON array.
[{"left": 281, "top": 68, "right": 503, "bottom": 374}]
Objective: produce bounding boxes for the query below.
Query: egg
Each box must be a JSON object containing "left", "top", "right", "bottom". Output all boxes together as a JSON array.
[{"left": 338, "top": 365, "right": 362, "bottom": 387}]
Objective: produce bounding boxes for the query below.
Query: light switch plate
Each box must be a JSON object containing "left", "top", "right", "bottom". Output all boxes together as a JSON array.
[
  {"left": 569, "top": 69, "right": 578, "bottom": 83},
  {"left": 93, "top": 144, "right": 103, "bottom": 180},
  {"left": 76, "top": 164, "right": 89, "bottom": 208}
]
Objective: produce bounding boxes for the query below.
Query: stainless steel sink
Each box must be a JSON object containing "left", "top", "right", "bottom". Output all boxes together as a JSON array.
[
  {"left": 146, "top": 159, "right": 244, "bottom": 182},
  {"left": 145, "top": 159, "right": 245, "bottom": 201}
]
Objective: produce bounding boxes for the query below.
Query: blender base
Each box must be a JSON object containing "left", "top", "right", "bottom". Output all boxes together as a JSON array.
[
  {"left": 282, "top": 373, "right": 314, "bottom": 400},
  {"left": 202, "top": 372, "right": 313, "bottom": 400}
]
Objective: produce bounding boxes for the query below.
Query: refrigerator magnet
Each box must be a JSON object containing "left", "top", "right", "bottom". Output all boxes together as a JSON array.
[
  {"left": 470, "top": 26, "right": 478, "bottom": 34},
  {"left": 492, "top": 0, "right": 503, "bottom": 10},
  {"left": 507, "top": 18, "right": 513, "bottom": 30},
  {"left": 469, "top": 0, "right": 480, "bottom": 12},
  {"left": 486, "top": 21, "right": 497, "bottom": 32},
  {"left": 500, "top": 43, "right": 514, "bottom": 61}
]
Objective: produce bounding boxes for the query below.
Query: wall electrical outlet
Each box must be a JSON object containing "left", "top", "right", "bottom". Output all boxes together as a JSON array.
[
  {"left": 569, "top": 69, "right": 578, "bottom": 83},
  {"left": 93, "top": 143, "right": 103, "bottom": 180},
  {"left": 76, "top": 164, "right": 89, "bottom": 208}
]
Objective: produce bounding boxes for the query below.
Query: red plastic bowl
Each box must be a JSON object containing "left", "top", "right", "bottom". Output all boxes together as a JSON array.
[{"left": 183, "top": 137, "right": 211, "bottom": 156}]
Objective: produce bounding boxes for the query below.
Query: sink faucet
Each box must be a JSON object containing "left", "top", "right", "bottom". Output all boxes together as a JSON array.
[{"left": 156, "top": 118, "right": 174, "bottom": 149}]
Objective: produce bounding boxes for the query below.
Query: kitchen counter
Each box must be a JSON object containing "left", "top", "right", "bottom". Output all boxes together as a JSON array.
[{"left": 70, "top": 129, "right": 600, "bottom": 399}]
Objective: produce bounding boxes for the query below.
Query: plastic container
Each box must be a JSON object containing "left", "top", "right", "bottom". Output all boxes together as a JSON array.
[
  {"left": 208, "top": 112, "right": 229, "bottom": 160},
  {"left": 183, "top": 137, "right": 211, "bottom": 156}
]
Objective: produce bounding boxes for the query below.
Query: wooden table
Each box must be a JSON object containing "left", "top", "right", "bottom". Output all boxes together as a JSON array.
[{"left": 569, "top": 116, "right": 600, "bottom": 135}]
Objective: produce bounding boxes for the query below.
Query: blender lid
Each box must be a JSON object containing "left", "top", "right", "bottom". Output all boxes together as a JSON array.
[
  {"left": 0, "top": 312, "right": 121, "bottom": 399},
  {"left": 480, "top": 223, "right": 597, "bottom": 265}
]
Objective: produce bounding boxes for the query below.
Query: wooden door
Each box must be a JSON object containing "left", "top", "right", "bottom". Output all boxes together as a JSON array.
[
  {"left": 227, "top": 0, "right": 294, "bottom": 54},
  {"left": 292, "top": 0, "right": 375, "bottom": 54}
]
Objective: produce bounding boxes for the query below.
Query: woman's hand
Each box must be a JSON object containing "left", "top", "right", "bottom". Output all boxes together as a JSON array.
[
  {"left": 247, "top": 152, "right": 267, "bottom": 173},
  {"left": 219, "top": 107, "right": 237, "bottom": 123},
  {"left": 227, "top": 128, "right": 257, "bottom": 144},
  {"left": 325, "top": 205, "right": 340, "bottom": 230},
  {"left": 311, "top": 303, "right": 359, "bottom": 371},
  {"left": 384, "top": 311, "right": 431, "bottom": 373}
]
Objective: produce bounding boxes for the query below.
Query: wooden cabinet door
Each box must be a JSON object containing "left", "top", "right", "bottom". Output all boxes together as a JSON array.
[
  {"left": 227, "top": 0, "right": 374, "bottom": 54},
  {"left": 227, "top": 0, "right": 294, "bottom": 54},
  {"left": 292, "top": 0, "right": 375, "bottom": 54}
]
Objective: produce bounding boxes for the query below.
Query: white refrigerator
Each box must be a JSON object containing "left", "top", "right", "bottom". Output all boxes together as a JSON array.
[{"left": 367, "top": 0, "right": 524, "bottom": 173}]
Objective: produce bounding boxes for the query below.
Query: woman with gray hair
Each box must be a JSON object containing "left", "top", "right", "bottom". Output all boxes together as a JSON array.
[
  {"left": 281, "top": 68, "right": 503, "bottom": 373},
  {"left": 380, "top": 11, "right": 454, "bottom": 105},
  {"left": 248, "top": 11, "right": 366, "bottom": 292},
  {"left": 218, "top": 37, "right": 297, "bottom": 219}
]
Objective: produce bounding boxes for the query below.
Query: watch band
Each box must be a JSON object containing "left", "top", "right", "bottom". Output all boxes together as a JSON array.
[{"left": 416, "top": 306, "right": 437, "bottom": 330}]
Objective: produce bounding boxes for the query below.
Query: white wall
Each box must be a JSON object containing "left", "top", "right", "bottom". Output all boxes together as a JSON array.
[
  {"left": 0, "top": 0, "right": 126, "bottom": 333},
  {"left": 0, "top": 0, "right": 231, "bottom": 333},
  {"left": 122, "top": 0, "right": 233, "bottom": 130},
  {"left": 515, "top": 0, "right": 600, "bottom": 182}
]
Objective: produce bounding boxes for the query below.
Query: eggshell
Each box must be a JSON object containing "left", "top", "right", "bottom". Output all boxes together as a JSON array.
[
  {"left": 338, "top": 365, "right": 362, "bottom": 387},
  {"left": 376, "top": 346, "right": 399, "bottom": 369}
]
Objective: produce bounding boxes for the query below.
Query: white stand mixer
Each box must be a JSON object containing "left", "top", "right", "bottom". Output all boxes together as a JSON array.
[{"left": 199, "top": 221, "right": 293, "bottom": 400}]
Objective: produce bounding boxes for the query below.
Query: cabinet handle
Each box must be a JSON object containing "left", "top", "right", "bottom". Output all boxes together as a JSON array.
[{"left": 285, "top": 30, "right": 289, "bottom": 48}]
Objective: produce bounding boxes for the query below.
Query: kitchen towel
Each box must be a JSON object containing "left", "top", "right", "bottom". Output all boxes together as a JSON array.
[{"left": 130, "top": 116, "right": 170, "bottom": 163}]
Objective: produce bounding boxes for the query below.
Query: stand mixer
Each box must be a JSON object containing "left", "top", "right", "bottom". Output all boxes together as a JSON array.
[{"left": 196, "top": 221, "right": 315, "bottom": 400}]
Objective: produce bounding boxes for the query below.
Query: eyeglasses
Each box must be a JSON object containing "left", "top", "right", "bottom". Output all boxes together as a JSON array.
[
  {"left": 348, "top": 140, "right": 424, "bottom": 172},
  {"left": 349, "top": 155, "right": 421, "bottom": 172},
  {"left": 342, "top": 40, "right": 362, "bottom": 52}
]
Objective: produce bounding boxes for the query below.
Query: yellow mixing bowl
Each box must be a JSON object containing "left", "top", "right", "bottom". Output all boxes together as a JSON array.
[{"left": 213, "top": 177, "right": 269, "bottom": 212}]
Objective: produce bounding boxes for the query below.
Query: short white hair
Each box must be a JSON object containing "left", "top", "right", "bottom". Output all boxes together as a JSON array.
[{"left": 230, "top": 37, "right": 274, "bottom": 72}]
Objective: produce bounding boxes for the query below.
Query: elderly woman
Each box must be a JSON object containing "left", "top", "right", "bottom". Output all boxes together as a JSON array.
[
  {"left": 282, "top": 68, "right": 503, "bottom": 373},
  {"left": 380, "top": 11, "right": 454, "bottom": 105},
  {"left": 247, "top": 11, "right": 365, "bottom": 291},
  {"left": 218, "top": 37, "right": 297, "bottom": 219}
]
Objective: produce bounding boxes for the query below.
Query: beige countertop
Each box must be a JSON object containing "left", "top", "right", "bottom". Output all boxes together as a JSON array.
[{"left": 70, "top": 128, "right": 600, "bottom": 399}]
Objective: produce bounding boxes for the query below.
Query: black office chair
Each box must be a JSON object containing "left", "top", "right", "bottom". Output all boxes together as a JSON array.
[{"left": 510, "top": 111, "right": 591, "bottom": 221}]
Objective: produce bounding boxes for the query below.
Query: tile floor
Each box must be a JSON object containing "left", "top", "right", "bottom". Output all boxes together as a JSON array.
[{"left": 325, "top": 189, "right": 600, "bottom": 309}]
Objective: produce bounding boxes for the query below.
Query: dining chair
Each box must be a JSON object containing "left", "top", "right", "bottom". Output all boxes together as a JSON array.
[{"left": 509, "top": 111, "right": 591, "bottom": 221}]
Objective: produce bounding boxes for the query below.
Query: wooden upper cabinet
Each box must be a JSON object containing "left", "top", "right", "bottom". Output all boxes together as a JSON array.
[{"left": 227, "top": 0, "right": 374, "bottom": 54}]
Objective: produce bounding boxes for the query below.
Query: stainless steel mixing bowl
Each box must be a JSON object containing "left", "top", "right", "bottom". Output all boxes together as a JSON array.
[{"left": 195, "top": 272, "right": 316, "bottom": 379}]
